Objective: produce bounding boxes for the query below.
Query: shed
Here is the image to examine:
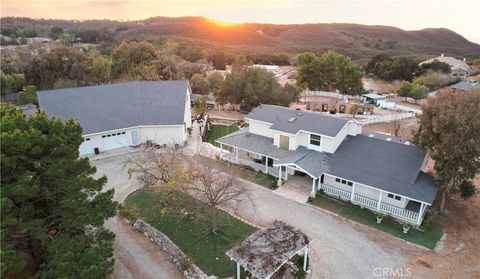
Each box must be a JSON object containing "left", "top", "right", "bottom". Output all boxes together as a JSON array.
[{"left": 362, "top": 93, "right": 386, "bottom": 104}]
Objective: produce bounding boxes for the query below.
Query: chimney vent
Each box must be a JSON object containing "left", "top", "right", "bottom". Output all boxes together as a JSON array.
[{"left": 441, "top": 53, "right": 444, "bottom": 57}]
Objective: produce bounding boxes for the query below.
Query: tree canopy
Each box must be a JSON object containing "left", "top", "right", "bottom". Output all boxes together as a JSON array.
[
  {"left": 417, "top": 60, "right": 451, "bottom": 76},
  {"left": 0, "top": 103, "right": 117, "bottom": 278},
  {"left": 396, "top": 80, "right": 428, "bottom": 103},
  {"left": 365, "top": 54, "right": 418, "bottom": 81},
  {"left": 414, "top": 89, "right": 480, "bottom": 210},
  {"left": 296, "top": 50, "right": 364, "bottom": 95},
  {"left": 216, "top": 65, "right": 299, "bottom": 112}
]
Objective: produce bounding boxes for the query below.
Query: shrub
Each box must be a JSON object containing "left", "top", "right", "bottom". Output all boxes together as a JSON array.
[{"left": 460, "top": 180, "right": 477, "bottom": 198}]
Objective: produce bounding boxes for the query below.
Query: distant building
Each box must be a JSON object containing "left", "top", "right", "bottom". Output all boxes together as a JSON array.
[
  {"left": 450, "top": 80, "right": 480, "bottom": 92},
  {"left": 419, "top": 54, "right": 471, "bottom": 78},
  {"left": 250, "top": 64, "right": 282, "bottom": 77},
  {"left": 18, "top": 103, "right": 38, "bottom": 117}
]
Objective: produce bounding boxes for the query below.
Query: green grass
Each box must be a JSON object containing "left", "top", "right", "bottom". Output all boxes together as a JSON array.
[
  {"left": 199, "top": 155, "right": 277, "bottom": 189},
  {"left": 125, "top": 188, "right": 257, "bottom": 277},
  {"left": 205, "top": 124, "right": 240, "bottom": 147},
  {"left": 312, "top": 194, "right": 443, "bottom": 250}
]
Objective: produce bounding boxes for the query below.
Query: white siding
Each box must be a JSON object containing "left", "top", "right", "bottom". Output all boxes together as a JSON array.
[
  {"left": 139, "top": 126, "right": 185, "bottom": 144},
  {"left": 381, "top": 191, "right": 408, "bottom": 208},
  {"left": 248, "top": 120, "right": 274, "bottom": 138},
  {"left": 295, "top": 131, "right": 310, "bottom": 149},
  {"left": 184, "top": 89, "right": 192, "bottom": 128},
  {"left": 323, "top": 174, "right": 353, "bottom": 192}
]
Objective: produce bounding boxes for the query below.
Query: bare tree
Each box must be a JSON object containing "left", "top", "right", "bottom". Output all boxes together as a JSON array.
[
  {"left": 127, "top": 145, "right": 252, "bottom": 232},
  {"left": 185, "top": 155, "right": 252, "bottom": 233},
  {"left": 392, "top": 120, "right": 401, "bottom": 138}
]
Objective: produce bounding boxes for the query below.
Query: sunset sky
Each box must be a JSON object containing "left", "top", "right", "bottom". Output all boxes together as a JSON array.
[{"left": 1, "top": 0, "right": 479, "bottom": 43}]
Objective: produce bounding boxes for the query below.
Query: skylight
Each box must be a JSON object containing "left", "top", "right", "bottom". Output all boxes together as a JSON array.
[{"left": 288, "top": 117, "right": 296, "bottom": 123}]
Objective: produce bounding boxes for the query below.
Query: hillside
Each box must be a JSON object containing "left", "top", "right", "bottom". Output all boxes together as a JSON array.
[{"left": 2, "top": 16, "right": 479, "bottom": 62}]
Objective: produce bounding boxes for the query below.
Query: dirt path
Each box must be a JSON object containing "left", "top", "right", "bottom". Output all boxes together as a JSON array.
[{"left": 106, "top": 216, "right": 184, "bottom": 279}]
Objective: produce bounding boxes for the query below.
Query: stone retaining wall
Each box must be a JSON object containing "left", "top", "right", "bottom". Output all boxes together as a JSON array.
[{"left": 129, "top": 219, "right": 219, "bottom": 279}]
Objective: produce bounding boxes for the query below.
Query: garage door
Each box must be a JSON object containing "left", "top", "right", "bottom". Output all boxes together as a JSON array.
[
  {"left": 79, "top": 138, "right": 93, "bottom": 155},
  {"left": 102, "top": 131, "right": 130, "bottom": 151}
]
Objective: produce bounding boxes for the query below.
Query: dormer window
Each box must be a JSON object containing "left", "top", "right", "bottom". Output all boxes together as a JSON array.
[{"left": 310, "top": 134, "right": 321, "bottom": 146}]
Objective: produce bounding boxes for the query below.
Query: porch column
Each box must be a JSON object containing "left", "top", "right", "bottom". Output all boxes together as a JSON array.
[
  {"left": 417, "top": 203, "right": 427, "bottom": 225},
  {"left": 278, "top": 167, "right": 282, "bottom": 184},
  {"left": 264, "top": 157, "right": 268, "bottom": 173},
  {"left": 284, "top": 166, "right": 288, "bottom": 180},
  {"left": 350, "top": 183, "right": 356, "bottom": 203},
  {"left": 377, "top": 191, "right": 383, "bottom": 211},
  {"left": 235, "top": 147, "right": 239, "bottom": 164},
  {"left": 219, "top": 143, "right": 223, "bottom": 160},
  {"left": 236, "top": 262, "right": 240, "bottom": 279},
  {"left": 303, "top": 246, "right": 309, "bottom": 271},
  {"left": 311, "top": 178, "right": 317, "bottom": 197}
]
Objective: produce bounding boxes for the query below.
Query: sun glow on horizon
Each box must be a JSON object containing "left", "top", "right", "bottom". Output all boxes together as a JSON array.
[{"left": 205, "top": 17, "right": 239, "bottom": 28}]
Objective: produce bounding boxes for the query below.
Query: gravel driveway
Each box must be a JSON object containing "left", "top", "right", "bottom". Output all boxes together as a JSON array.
[
  {"left": 92, "top": 154, "right": 184, "bottom": 279},
  {"left": 92, "top": 150, "right": 423, "bottom": 279},
  {"left": 231, "top": 180, "right": 423, "bottom": 279}
]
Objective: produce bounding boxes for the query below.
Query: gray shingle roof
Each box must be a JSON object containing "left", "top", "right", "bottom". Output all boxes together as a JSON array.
[
  {"left": 450, "top": 81, "right": 480, "bottom": 91},
  {"left": 37, "top": 81, "right": 189, "bottom": 135},
  {"left": 245, "top": 104, "right": 349, "bottom": 137},
  {"left": 218, "top": 131, "right": 438, "bottom": 203}
]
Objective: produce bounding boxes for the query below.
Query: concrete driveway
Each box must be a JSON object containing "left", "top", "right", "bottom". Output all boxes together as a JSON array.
[{"left": 93, "top": 151, "right": 423, "bottom": 279}]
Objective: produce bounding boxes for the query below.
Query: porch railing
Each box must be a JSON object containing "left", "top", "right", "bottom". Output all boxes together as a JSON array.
[
  {"left": 221, "top": 155, "right": 279, "bottom": 178},
  {"left": 353, "top": 193, "right": 378, "bottom": 210},
  {"left": 320, "top": 183, "right": 420, "bottom": 224},
  {"left": 380, "top": 202, "right": 418, "bottom": 223},
  {"left": 320, "top": 183, "right": 351, "bottom": 201}
]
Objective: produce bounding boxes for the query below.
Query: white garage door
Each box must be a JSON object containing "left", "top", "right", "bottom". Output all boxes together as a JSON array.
[
  {"left": 101, "top": 131, "right": 130, "bottom": 151},
  {"left": 79, "top": 138, "right": 93, "bottom": 155}
]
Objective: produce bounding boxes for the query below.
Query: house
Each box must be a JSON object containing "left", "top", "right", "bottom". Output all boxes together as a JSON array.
[
  {"left": 450, "top": 80, "right": 480, "bottom": 92},
  {"left": 18, "top": 103, "right": 38, "bottom": 117},
  {"left": 217, "top": 105, "right": 438, "bottom": 226},
  {"left": 37, "top": 81, "right": 192, "bottom": 155},
  {"left": 419, "top": 54, "right": 471, "bottom": 78},
  {"left": 362, "top": 93, "right": 386, "bottom": 105}
]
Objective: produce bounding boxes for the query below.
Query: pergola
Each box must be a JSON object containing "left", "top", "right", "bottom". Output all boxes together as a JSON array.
[{"left": 226, "top": 220, "right": 312, "bottom": 279}]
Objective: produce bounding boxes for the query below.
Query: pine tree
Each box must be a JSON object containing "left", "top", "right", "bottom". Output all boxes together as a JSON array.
[{"left": 1, "top": 103, "right": 117, "bottom": 278}]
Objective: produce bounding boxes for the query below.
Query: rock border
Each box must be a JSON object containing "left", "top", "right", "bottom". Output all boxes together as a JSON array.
[{"left": 128, "top": 219, "right": 219, "bottom": 279}]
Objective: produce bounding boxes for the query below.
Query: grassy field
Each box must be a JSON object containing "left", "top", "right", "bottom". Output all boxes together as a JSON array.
[
  {"left": 205, "top": 124, "right": 239, "bottom": 147},
  {"left": 312, "top": 194, "right": 443, "bottom": 250},
  {"left": 125, "top": 188, "right": 257, "bottom": 277}
]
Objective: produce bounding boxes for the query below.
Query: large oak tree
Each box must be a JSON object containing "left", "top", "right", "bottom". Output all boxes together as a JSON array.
[
  {"left": 414, "top": 89, "right": 480, "bottom": 210},
  {"left": 1, "top": 103, "right": 117, "bottom": 278}
]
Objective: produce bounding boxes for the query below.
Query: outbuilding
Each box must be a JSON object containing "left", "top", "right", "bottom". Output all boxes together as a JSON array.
[{"left": 37, "top": 81, "right": 192, "bottom": 155}]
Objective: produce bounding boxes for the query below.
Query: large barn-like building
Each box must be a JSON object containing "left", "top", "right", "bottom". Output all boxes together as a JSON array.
[{"left": 37, "top": 81, "right": 192, "bottom": 155}]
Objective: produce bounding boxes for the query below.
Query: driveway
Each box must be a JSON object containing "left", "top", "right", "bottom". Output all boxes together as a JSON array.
[
  {"left": 93, "top": 151, "right": 424, "bottom": 279},
  {"left": 92, "top": 154, "right": 184, "bottom": 279},
  {"left": 232, "top": 180, "right": 423, "bottom": 279}
]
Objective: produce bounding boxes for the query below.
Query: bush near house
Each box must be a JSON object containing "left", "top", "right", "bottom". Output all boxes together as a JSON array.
[{"left": 125, "top": 188, "right": 257, "bottom": 277}]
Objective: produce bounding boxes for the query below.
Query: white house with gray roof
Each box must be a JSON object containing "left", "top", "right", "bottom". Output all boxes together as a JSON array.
[
  {"left": 217, "top": 105, "right": 438, "bottom": 226},
  {"left": 419, "top": 54, "right": 471, "bottom": 78},
  {"left": 37, "top": 81, "right": 192, "bottom": 155}
]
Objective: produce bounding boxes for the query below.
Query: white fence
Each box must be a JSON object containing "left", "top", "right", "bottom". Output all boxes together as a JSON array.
[
  {"left": 305, "top": 90, "right": 363, "bottom": 100},
  {"left": 220, "top": 154, "right": 279, "bottom": 178},
  {"left": 358, "top": 112, "right": 416, "bottom": 125},
  {"left": 353, "top": 194, "right": 378, "bottom": 210}
]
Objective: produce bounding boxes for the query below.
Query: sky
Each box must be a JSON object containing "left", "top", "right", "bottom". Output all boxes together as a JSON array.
[{"left": 1, "top": 0, "right": 479, "bottom": 44}]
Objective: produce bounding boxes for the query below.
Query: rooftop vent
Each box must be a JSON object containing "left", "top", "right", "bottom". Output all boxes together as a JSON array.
[
  {"left": 288, "top": 117, "right": 297, "bottom": 123},
  {"left": 368, "top": 134, "right": 374, "bottom": 138},
  {"left": 404, "top": 141, "right": 410, "bottom": 145},
  {"left": 386, "top": 138, "right": 392, "bottom": 141},
  {"left": 297, "top": 112, "right": 302, "bottom": 116}
]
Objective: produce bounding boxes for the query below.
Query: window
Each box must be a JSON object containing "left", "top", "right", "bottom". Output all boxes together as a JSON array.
[
  {"left": 122, "top": 132, "right": 126, "bottom": 135},
  {"left": 279, "top": 135, "right": 289, "bottom": 150},
  {"left": 347, "top": 181, "right": 353, "bottom": 186},
  {"left": 102, "top": 135, "right": 106, "bottom": 138},
  {"left": 387, "top": 193, "right": 401, "bottom": 200},
  {"left": 310, "top": 134, "right": 321, "bottom": 146},
  {"left": 335, "top": 178, "right": 341, "bottom": 183},
  {"left": 85, "top": 138, "right": 90, "bottom": 141},
  {"left": 341, "top": 179, "right": 346, "bottom": 184}
]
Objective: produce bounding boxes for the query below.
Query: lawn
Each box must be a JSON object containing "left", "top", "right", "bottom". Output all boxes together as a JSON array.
[
  {"left": 312, "top": 194, "right": 443, "bottom": 250},
  {"left": 125, "top": 188, "right": 257, "bottom": 277},
  {"left": 205, "top": 124, "right": 240, "bottom": 147},
  {"left": 199, "top": 155, "right": 278, "bottom": 189}
]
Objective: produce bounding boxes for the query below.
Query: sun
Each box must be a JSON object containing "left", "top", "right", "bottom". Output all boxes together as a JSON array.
[{"left": 205, "top": 17, "right": 237, "bottom": 28}]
